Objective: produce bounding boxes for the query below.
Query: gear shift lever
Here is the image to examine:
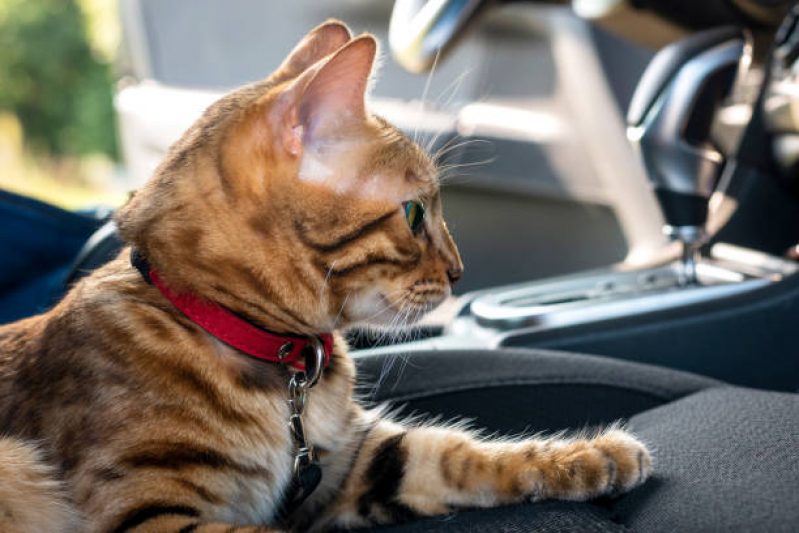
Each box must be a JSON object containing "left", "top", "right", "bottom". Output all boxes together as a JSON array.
[{"left": 628, "top": 28, "right": 743, "bottom": 284}]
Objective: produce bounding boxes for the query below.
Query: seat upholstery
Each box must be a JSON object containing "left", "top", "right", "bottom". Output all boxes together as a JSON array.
[
  {"left": 618, "top": 387, "right": 799, "bottom": 533},
  {"left": 353, "top": 348, "right": 798, "bottom": 532},
  {"left": 355, "top": 349, "right": 721, "bottom": 434},
  {"left": 365, "top": 502, "right": 631, "bottom": 533}
]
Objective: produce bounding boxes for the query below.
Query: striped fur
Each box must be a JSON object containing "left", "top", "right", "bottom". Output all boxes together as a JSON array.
[{"left": 0, "top": 20, "right": 650, "bottom": 533}]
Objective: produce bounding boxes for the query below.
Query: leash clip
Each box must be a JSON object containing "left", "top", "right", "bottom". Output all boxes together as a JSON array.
[{"left": 280, "top": 336, "right": 326, "bottom": 518}]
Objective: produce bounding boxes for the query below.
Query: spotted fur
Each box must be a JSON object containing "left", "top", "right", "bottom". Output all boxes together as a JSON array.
[{"left": 0, "top": 20, "right": 650, "bottom": 533}]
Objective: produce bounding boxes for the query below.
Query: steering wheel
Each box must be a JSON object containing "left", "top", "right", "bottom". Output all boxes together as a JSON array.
[
  {"left": 388, "top": 0, "right": 499, "bottom": 74},
  {"left": 389, "top": 0, "right": 795, "bottom": 74}
]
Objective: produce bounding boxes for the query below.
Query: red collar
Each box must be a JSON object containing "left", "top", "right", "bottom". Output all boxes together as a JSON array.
[{"left": 131, "top": 250, "right": 333, "bottom": 371}]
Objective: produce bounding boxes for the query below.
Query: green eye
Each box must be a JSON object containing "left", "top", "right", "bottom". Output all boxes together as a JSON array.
[{"left": 404, "top": 201, "right": 425, "bottom": 232}]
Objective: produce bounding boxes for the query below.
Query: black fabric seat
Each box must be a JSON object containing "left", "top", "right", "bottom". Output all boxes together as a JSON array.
[{"left": 353, "top": 348, "right": 799, "bottom": 532}]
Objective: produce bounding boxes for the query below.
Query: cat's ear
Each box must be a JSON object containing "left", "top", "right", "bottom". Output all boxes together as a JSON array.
[
  {"left": 272, "top": 20, "right": 352, "bottom": 82},
  {"left": 275, "top": 35, "right": 377, "bottom": 155},
  {"left": 299, "top": 35, "right": 376, "bottom": 136}
]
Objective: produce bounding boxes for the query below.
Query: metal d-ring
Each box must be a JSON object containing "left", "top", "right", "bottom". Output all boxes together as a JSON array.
[{"left": 294, "top": 336, "right": 325, "bottom": 390}]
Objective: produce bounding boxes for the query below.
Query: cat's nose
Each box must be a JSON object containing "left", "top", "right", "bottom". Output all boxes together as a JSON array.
[{"left": 447, "top": 267, "right": 462, "bottom": 286}]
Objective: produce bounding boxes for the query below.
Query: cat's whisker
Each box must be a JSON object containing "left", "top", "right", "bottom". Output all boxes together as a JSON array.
[
  {"left": 436, "top": 159, "right": 497, "bottom": 186},
  {"left": 422, "top": 121, "right": 461, "bottom": 157},
  {"left": 382, "top": 287, "right": 413, "bottom": 306},
  {"left": 422, "top": 120, "right": 456, "bottom": 157},
  {"left": 330, "top": 290, "right": 351, "bottom": 330},
  {"left": 389, "top": 304, "right": 408, "bottom": 344},
  {"left": 434, "top": 138, "right": 493, "bottom": 163},
  {"left": 320, "top": 261, "right": 337, "bottom": 300},
  {"left": 377, "top": 303, "right": 404, "bottom": 345},
  {"left": 413, "top": 48, "right": 441, "bottom": 145},
  {"left": 438, "top": 169, "right": 482, "bottom": 185},
  {"left": 371, "top": 351, "right": 396, "bottom": 399},
  {"left": 377, "top": 290, "right": 406, "bottom": 308},
  {"left": 384, "top": 303, "right": 427, "bottom": 389},
  {"left": 369, "top": 298, "right": 412, "bottom": 397},
  {"left": 391, "top": 350, "right": 416, "bottom": 392},
  {"left": 397, "top": 301, "right": 420, "bottom": 342},
  {"left": 430, "top": 130, "right": 462, "bottom": 157},
  {"left": 437, "top": 156, "right": 497, "bottom": 172},
  {"left": 428, "top": 131, "right": 462, "bottom": 160},
  {"left": 320, "top": 260, "right": 338, "bottom": 322},
  {"left": 391, "top": 302, "right": 414, "bottom": 338},
  {"left": 421, "top": 69, "right": 472, "bottom": 154},
  {"left": 437, "top": 68, "right": 472, "bottom": 112},
  {"left": 358, "top": 289, "right": 409, "bottom": 323},
  {"left": 361, "top": 305, "right": 397, "bottom": 327}
]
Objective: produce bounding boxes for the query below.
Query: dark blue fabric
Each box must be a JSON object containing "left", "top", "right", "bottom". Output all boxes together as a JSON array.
[{"left": 0, "top": 190, "right": 103, "bottom": 324}]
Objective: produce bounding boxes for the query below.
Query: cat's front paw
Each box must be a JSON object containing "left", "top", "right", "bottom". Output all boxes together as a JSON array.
[
  {"left": 534, "top": 428, "right": 652, "bottom": 501},
  {"left": 593, "top": 429, "right": 652, "bottom": 495}
]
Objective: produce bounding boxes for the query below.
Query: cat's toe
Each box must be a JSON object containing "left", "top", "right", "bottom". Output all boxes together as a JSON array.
[{"left": 594, "top": 429, "right": 652, "bottom": 495}]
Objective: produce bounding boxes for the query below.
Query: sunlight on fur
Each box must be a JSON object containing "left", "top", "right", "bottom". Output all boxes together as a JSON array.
[{"left": 0, "top": 20, "right": 650, "bottom": 533}]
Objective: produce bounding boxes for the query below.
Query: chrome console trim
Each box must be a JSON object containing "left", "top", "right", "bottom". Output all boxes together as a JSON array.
[
  {"left": 469, "top": 261, "right": 771, "bottom": 331},
  {"left": 356, "top": 246, "right": 796, "bottom": 357}
]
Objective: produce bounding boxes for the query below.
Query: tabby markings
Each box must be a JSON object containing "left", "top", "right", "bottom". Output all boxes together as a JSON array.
[
  {"left": 108, "top": 503, "right": 200, "bottom": 533},
  {"left": 296, "top": 209, "right": 397, "bottom": 253},
  {"left": 120, "top": 442, "right": 272, "bottom": 478},
  {"left": 357, "top": 432, "right": 415, "bottom": 521}
]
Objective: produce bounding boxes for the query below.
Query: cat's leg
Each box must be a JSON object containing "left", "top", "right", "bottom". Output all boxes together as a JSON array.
[{"left": 322, "top": 417, "right": 651, "bottom": 529}]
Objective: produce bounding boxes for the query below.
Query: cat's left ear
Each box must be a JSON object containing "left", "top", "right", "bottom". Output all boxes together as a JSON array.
[
  {"left": 271, "top": 20, "right": 352, "bottom": 83},
  {"left": 274, "top": 35, "right": 377, "bottom": 156}
]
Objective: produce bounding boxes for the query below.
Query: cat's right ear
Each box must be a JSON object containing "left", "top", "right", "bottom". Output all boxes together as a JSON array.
[{"left": 270, "top": 20, "right": 352, "bottom": 82}]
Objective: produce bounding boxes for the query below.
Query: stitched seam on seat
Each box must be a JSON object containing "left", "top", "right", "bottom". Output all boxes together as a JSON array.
[{"left": 373, "top": 378, "right": 695, "bottom": 404}]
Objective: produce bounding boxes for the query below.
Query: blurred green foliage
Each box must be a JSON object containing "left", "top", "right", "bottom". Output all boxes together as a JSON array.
[{"left": 0, "top": 0, "right": 117, "bottom": 158}]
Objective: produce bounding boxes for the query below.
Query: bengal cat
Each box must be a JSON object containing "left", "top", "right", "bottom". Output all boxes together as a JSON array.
[{"left": 0, "top": 21, "right": 651, "bottom": 533}]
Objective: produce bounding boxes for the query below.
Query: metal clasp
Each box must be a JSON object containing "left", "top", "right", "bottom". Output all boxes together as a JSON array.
[
  {"left": 277, "top": 336, "right": 328, "bottom": 519},
  {"left": 286, "top": 336, "right": 326, "bottom": 476}
]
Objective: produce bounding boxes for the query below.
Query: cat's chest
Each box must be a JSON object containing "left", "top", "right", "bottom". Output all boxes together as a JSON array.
[
  {"left": 221, "top": 441, "right": 294, "bottom": 525},
  {"left": 209, "top": 392, "right": 293, "bottom": 525},
  {"left": 218, "top": 375, "right": 353, "bottom": 525}
]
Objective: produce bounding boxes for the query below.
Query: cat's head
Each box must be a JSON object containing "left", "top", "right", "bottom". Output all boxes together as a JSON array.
[{"left": 117, "top": 20, "right": 462, "bottom": 334}]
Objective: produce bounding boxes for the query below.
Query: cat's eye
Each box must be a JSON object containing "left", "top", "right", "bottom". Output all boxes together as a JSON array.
[{"left": 403, "top": 201, "right": 425, "bottom": 233}]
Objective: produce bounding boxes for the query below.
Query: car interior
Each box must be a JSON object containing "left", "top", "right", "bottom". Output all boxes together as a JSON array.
[{"left": 1, "top": 0, "right": 798, "bottom": 531}]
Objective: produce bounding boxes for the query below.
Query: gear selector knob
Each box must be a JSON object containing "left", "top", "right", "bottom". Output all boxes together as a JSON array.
[{"left": 628, "top": 28, "right": 743, "bottom": 283}]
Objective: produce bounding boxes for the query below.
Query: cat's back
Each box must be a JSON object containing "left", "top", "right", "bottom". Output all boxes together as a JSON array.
[
  {"left": 0, "top": 272, "right": 114, "bottom": 533},
  {"left": 0, "top": 310, "right": 48, "bottom": 426},
  {"left": 0, "top": 256, "right": 140, "bottom": 438}
]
